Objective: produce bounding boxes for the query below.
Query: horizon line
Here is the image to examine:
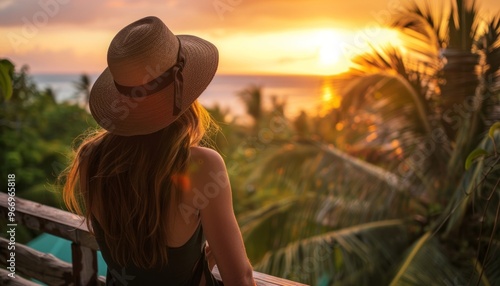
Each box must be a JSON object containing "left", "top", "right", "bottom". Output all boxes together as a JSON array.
[{"left": 30, "top": 71, "right": 347, "bottom": 77}]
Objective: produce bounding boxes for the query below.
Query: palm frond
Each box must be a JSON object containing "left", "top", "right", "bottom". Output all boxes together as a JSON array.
[
  {"left": 244, "top": 141, "right": 426, "bottom": 209},
  {"left": 482, "top": 16, "right": 500, "bottom": 79},
  {"left": 391, "top": 13, "right": 441, "bottom": 63},
  {"left": 453, "top": 240, "right": 500, "bottom": 286},
  {"left": 339, "top": 47, "right": 437, "bottom": 146},
  {"left": 245, "top": 141, "right": 411, "bottom": 193},
  {"left": 448, "top": 0, "right": 480, "bottom": 51},
  {"left": 350, "top": 46, "right": 406, "bottom": 75},
  {"left": 391, "top": 0, "right": 448, "bottom": 49},
  {"left": 255, "top": 220, "right": 411, "bottom": 286},
  {"left": 239, "top": 142, "right": 422, "bottom": 263},
  {"left": 339, "top": 69, "right": 432, "bottom": 137},
  {"left": 443, "top": 125, "right": 500, "bottom": 237},
  {"left": 389, "top": 233, "right": 468, "bottom": 286},
  {"left": 244, "top": 142, "right": 324, "bottom": 189},
  {"left": 480, "top": 245, "right": 500, "bottom": 284},
  {"left": 478, "top": 15, "right": 500, "bottom": 126},
  {"left": 338, "top": 60, "right": 455, "bottom": 199},
  {"left": 238, "top": 195, "right": 326, "bottom": 263},
  {"left": 319, "top": 143, "right": 409, "bottom": 191},
  {"left": 442, "top": 147, "right": 487, "bottom": 237}
]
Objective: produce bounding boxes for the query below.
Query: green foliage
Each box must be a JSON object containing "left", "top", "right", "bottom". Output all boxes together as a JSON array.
[
  {"left": 1, "top": 1, "right": 499, "bottom": 282},
  {"left": 0, "top": 61, "right": 97, "bottom": 213},
  {"left": 72, "top": 73, "right": 91, "bottom": 108},
  {"left": 232, "top": 1, "right": 500, "bottom": 285},
  {"left": 258, "top": 220, "right": 410, "bottom": 285},
  {"left": 465, "top": 148, "right": 488, "bottom": 170},
  {"left": 389, "top": 233, "right": 471, "bottom": 286},
  {"left": 488, "top": 122, "right": 500, "bottom": 139},
  {"left": 0, "top": 59, "right": 14, "bottom": 101}
]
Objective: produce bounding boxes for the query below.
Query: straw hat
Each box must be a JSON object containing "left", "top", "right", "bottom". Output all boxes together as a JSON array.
[{"left": 89, "top": 16, "right": 218, "bottom": 136}]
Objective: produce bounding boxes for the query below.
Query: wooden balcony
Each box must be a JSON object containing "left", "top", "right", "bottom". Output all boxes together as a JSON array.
[{"left": 0, "top": 192, "right": 307, "bottom": 286}]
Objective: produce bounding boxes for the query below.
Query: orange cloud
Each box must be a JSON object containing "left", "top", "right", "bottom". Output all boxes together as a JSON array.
[{"left": 1, "top": 0, "right": 499, "bottom": 74}]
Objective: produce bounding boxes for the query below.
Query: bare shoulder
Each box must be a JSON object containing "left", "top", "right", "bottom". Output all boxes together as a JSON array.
[
  {"left": 187, "top": 146, "right": 229, "bottom": 189},
  {"left": 189, "top": 146, "right": 226, "bottom": 173},
  {"left": 184, "top": 147, "right": 231, "bottom": 210}
]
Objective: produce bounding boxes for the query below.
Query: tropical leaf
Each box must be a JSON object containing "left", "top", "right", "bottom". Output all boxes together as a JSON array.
[
  {"left": 392, "top": 14, "right": 440, "bottom": 61},
  {"left": 319, "top": 143, "right": 412, "bottom": 193},
  {"left": 479, "top": 15, "right": 500, "bottom": 85},
  {"left": 244, "top": 142, "right": 324, "bottom": 190},
  {"left": 245, "top": 141, "right": 424, "bottom": 215},
  {"left": 239, "top": 194, "right": 329, "bottom": 263},
  {"left": 448, "top": 0, "right": 480, "bottom": 51},
  {"left": 255, "top": 220, "right": 411, "bottom": 286},
  {"left": 477, "top": 16, "right": 500, "bottom": 141},
  {"left": 489, "top": 122, "right": 500, "bottom": 139},
  {"left": 452, "top": 240, "right": 500, "bottom": 286},
  {"left": 336, "top": 49, "right": 454, "bottom": 201},
  {"left": 442, "top": 131, "right": 500, "bottom": 238},
  {"left": 0, "top": 59, "right": 14, "bottom": 101},
  {"left": 239, "top": 140, "right": 426, "bottom": 275},
  {"left": 237, "top": 1, "right": 500, "bottom": 284},
  {"left": 337, "top": 70, "right": 432, "bottom": 142},
  {"left": 389, "top": 233, "right": 469, "bottom": 286},
  {"left": 392, "top": 0, "right": 480, "bottom": 51},
  {"left": 465, "top": 148, "right": 489, "bottom": 170},
  {"left": 480, "top": 244, "right": 500, "bottom": 284}
]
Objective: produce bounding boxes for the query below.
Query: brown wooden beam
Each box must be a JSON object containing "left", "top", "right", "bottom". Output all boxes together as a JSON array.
[
  {"left": 0, "top": 268, "right": 40, "bottom": 286},
  {"left": 0, "top": 192, "right": 98, "bottom": 250}
]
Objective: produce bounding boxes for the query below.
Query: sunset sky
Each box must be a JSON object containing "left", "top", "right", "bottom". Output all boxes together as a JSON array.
[{"left": 1, "top": 0, "right": 499, "bottom": 76}]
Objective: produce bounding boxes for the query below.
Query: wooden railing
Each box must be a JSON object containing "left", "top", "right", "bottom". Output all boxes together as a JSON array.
[{"left": 0, "top": 192, "right": 307, "bottom": 286}]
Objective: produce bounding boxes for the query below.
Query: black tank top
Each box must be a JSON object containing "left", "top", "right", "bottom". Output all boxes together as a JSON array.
[{"left": 92, "top": 218, "right": 220, "bottom": 285}]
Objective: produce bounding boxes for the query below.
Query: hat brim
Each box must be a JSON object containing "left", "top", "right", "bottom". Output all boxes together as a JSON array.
[{"left": 89, "top": 35, "right": 218, "bottom": 136}]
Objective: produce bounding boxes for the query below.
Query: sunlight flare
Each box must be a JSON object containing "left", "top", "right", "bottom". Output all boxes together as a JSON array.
[
  {"left": 322, "top": 85, "right": 341, "bottom": 109},
  {"left": 317, "top": 30, "right": 342, "bottom": 66}
]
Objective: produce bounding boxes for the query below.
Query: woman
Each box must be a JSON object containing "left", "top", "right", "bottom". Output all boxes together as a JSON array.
[{"left": 63, "top": 16, "right": 255, "bottom": 286}]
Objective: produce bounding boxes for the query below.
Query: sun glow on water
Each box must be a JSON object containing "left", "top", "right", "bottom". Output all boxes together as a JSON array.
[
  {"left": 320, "top": 84, "right": 341, "bottom": 115},
  {"left": 325, "top": 86, "right": 341, "bottom": 108}
]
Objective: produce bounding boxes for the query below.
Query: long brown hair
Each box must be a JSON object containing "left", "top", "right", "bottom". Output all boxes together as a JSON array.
[{"left": 63, "top": 100, "right": 215, "bottom": 269}]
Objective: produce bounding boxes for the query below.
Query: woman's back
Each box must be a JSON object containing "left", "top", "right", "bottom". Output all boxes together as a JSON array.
[
  {"left": 92, "top": 218, "right": 206, "bottom": 285},
  {"left": 85, "top": 145, "right": 252, "bottom": 285},
  {"left": 63, "top": 16, "right": 255, "bottom": 286}
]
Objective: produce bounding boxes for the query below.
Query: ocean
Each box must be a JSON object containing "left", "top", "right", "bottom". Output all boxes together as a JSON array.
[{"left": 32, "top": 73, "right": 334, "bottom": 123}]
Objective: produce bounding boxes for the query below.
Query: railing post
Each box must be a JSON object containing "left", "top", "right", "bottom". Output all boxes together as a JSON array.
[{"left": 71, "top": 242, "right": 97, "bottom": 286}]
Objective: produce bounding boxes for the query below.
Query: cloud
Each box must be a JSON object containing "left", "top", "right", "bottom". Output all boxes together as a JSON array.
[
  {"left": 0, "top": 0, "right": 500, "bottom": 32},
  {"left": 2, "top": 0, "right": 499, "bottom": 74},
  {"left": 0, "top": 0, "right": 214, "bottom": 30},
  {"left": 5, "top": 46, "right": 104, "bottom": 73},
  {"left": 2, "top": 0, "right": 498, "bottom": 35},
  {"left": 0, "top": 0, "right": 104, "bottom": 26},
  {"left": 0, "top": 0, "right": 411, "bottom": 33}
]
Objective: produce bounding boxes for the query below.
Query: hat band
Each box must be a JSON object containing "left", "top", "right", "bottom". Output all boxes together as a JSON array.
[{"left": 113, "top": 39, "right": 185, "bottom": 116}]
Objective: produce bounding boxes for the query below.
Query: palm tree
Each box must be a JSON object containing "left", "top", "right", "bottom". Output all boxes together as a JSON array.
[
  {"left": 73, "top": 73, "right": 91, "bottom": 108},
  {"left": 238, "top": 0, "right": 500, "bottom": 284},
  {"left": 238, "top": 85, "right": 263, "bottom": 134}
]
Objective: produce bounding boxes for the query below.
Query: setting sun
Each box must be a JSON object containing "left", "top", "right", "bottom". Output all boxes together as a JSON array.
[
  {"left": 317, "top": 30, "right": 342, "bottom": 66},
  {"left": 319, "top": 43, "right": 340, "bottom": 65},
  {"left": 215, "top": 28, "right": 354, "bottom": 76}
]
